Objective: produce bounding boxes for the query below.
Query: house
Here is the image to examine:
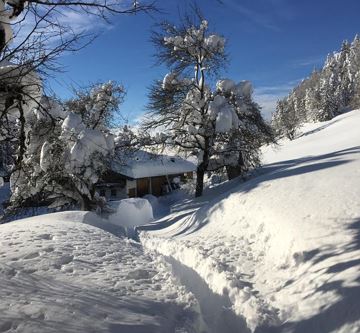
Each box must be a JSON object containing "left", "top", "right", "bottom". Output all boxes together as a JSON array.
[{"left": 96, "top": 150, "right": 196, "bottom": 200}]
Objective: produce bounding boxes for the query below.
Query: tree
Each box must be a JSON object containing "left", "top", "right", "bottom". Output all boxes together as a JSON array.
[
  {"left": 272, "top": 35, "right": 360, "bottom": 134},
  {"left": 272, "top": 98, "right": 299, "bottom": 140},
  {"left": 209, "top": 80, "right": 274, "bottom": 179},
  {"left": 8, "top": 82, "right": 124, "bottom": 212},
  {"left": 65, "top": 81, "right": 125, "bottom": 130},
  {"left": 144, "top": 15, "right": 227, "bottom": 197},
  {"left": 349, "top": 35, "right": 360, "bottom": 108},
  {"left": 0, "top": 0, "right": 154, "bottom": 157},
  {"left": 144, "top": 12, "right": 273, "bottom": 196},
  {"left": 0, "top": 0, "right": 154, "bottom": 211}
]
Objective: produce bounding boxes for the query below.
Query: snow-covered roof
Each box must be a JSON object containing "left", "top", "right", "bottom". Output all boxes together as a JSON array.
[{"left": 111, "top": 150, "right": 196, "bottom": 179}]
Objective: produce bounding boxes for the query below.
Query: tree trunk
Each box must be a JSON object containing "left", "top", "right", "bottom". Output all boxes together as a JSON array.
[
  {"left": 195, "top": 165, "right": 205, "bottom": 197},
  {"left": 80, "top": 195, "right": 93, "bottom": 211},
  {"left": 195, "top": 138, "right": 210, "bottom": 197}
]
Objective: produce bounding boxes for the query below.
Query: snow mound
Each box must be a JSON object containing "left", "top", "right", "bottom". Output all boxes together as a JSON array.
[
  {"left": 109, "top": 198, "right": 154, "bottom": 228},
  {"left": 141, "top": 109, "right": 360, "bottom": 332},
  {"left": 143, "top": 194, "right": 159, "bottom": 211},
  {"left": 0, "top": 211, "right": 202, "bottom": 333}
]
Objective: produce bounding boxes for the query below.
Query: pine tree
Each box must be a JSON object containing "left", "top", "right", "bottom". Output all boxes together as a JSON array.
[{"left": 272, "top": 35, "right": 360, "bottom": 135}]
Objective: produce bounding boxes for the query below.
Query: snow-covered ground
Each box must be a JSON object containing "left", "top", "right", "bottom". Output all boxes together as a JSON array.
[
  {"left": 0, "top": 211, "right": 203, "bottom": 333},
  {"left": 1, "top": 109, "right": 360, "bottom": 333},
  {"left": 140, "top": 109, "right": 360, "bottom": 332}
]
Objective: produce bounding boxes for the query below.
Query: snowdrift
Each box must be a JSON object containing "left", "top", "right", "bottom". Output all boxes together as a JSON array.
[
  {"left": 141, "top": 109, "right": 360, "bottom": 333},
  {"left": 0, "top": 211, "right": 203, "bottom": 333}
]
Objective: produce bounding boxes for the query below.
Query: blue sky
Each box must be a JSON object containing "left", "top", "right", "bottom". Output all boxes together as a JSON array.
[{"left": 50, "top": 0, "right": 360, "bottom": 122}]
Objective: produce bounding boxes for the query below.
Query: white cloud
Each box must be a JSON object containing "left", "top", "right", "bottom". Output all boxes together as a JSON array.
[
  {"left": 222, "top": 0, "right": 295, "bottom": 31},
  {"left": 225, "top": 0, "right": 280, "bottom": 31},
  {"left": 11, "top": 6, "right": 111, "bottom": 48},
  {"left": 290, "top": 55, "right": 325, "bottom": 68},
  {"left": 254, "top": 93, "right": 280, "bottom": 120},
  {"left": 254, "top": 80, "right": 301, "bottom": 120}
]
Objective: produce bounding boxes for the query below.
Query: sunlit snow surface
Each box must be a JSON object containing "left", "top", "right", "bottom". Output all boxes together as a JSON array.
[
  {"left": 141, "top": 109, "right": 360, "bottom": 332},
  {"left": 2, "top": 110, "right": 360, "bottom": 333},
  {"left": 0, "top": 212, "right": 202, "bottom": 333}
]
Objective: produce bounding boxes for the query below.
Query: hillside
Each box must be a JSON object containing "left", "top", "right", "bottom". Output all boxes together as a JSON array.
[
  {"left": 141, "top": 109, "right": 360, "bottom": 332},
  {"left": 1, "top": 109, "right": 359, "bottom": 333},
  {"left": 272, "top": 36, "right": 360, "bottom": 137}
]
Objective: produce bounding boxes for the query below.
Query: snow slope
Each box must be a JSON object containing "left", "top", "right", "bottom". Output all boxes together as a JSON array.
[
  {"left": 140, "top": 109, "right": 360, "bottom": 332},
  {"left": 0, "top": 211, "right": 203, "bottom": 333}
]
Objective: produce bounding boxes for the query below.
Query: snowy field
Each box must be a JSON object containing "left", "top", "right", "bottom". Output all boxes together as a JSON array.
[
  {"left": 0, "top": 212, "right": 203, "bottom": 333},
  {"left": 141, "top": 109, "right": 360, "bottom": 332},
  {"left": 1, "top": 109, "right": 360, "bottom": 333}
]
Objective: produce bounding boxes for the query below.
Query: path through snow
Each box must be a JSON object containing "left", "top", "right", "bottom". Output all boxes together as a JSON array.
[{"left": 139, "top": 110, "right": 360, "bottom": 333}]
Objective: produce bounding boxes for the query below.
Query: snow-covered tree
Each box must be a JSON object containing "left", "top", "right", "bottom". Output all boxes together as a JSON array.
[
  {"left": 208, "top": 80, "right": 274, "bottom": 179},
  {"left": 272, "top": 99, "right": 299, "bottom": 140},
  {"left": 8, "top": 82, "right": 123, "bottom": 213},
  {"left": 144, "top": 14, "right": 273, "bottom": 195},
  {"left": 65, "top": 82, "right": 125, "bottom": 130},
  {"left": 1, "top": 0, "right": 155, "bottom": 179},
  {"left": 272, "top": 35, "right": 360, "bottom": 136},
  {"left": 145, "top": 17, "right": 227, "bottom": 197},
  {"left": 1, "top": 0, "right": 151, "bottom": 213}
]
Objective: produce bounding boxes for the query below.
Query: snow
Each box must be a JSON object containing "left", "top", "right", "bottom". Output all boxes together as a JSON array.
[
  {"left": 208, "top": 94, "right": 239, "bottom": 133},
  {"left": 140, "top": 109, "right": 360, "bottom": 332},
  {"left": 34, "top": 97, "right": 67, "bottom": 121},
  {"left": 143, "top": 194, "right": 160, "bottom": 211},
  {"left": 0, "top": 61, "right": 42, "bottom": 118},
  {"left": 39, "top": 141, "right": 51, "bottom": 172},
  {"left": 0, "top": 211, "right": 203, "bottom": 332},
  {"left": 70, "top": 128, "right": 111, "bottom": 164},
  {"left": 204, "top": 35, "right": 225, "bottom": 51},
  {"left": 61, "top": 112, "right": 85, "bottom": 133},
  {"left": 215, "top": 105, "right": 234, "bottom": 133},
  {"left": 216, "top": 79, "right": 236, "bottom": 93},
  {"left": 163, "top": 20, "right": 225, "bottom": 58},
  {"left": 216, "top": 79, "right": 252, "bottom": 98},
  {"left": 109, "top": 198, "right": 154, "bottom": 229},
  {"left": 3, "top": 107, "right": 360, "bottom": 332},
  {"left": 112, "top": 150, "right": 196, "bottom": 179},
  {"left": 162, "top": 72, "right": 178, "bottom": 90}
]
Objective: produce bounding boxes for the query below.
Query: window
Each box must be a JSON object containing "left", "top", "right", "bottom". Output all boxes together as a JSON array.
[{"left": 111, "top": 189, "right": 117, "bottom": 197}]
